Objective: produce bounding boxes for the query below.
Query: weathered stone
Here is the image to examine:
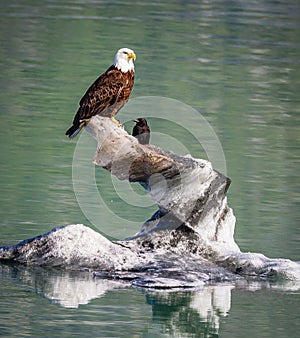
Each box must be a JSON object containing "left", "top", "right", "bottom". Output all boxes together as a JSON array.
[
  {"left": 87, "top": 116, "right": 239, "bottom": 253},
  {"left": 1, "top": 116, "right": 299, "bottom": 287}
]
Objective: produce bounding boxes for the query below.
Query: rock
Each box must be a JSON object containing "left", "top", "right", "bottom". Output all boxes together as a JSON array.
[
  {"left": 1, "top": 116, "right": 299, "bottom": 287},
  {"left": 87, "top": 116, "right": 239, "bottom": 254},
  {"left": 0, "top": 224, "right": 139, "bottom": 270}
]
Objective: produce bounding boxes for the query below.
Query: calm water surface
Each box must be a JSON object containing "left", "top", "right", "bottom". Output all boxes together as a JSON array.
[{"left": 1, "top": 0, "right": 299, "bottom": 337}]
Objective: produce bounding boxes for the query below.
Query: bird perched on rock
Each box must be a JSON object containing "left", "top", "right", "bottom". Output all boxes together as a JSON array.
[
  {"left": 66, "top": 47, "right": 136, "bottom": 138},
  {"left": 132, "top": 118, "right": 150, "bottom": 145}
]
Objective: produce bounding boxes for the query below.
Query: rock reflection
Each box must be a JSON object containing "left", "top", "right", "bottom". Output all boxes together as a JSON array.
[
  {"left": 2, "top": 262, "right": 299, "bottom": 336},
  {"left": 1, "top": 262, "right": 233, "bottom": 335},
  {"left": 0, "top": 263, "right": 126, "bottom": 308},
  {"left": 146, "top": 285, "right": 233, "bottom": 337}
]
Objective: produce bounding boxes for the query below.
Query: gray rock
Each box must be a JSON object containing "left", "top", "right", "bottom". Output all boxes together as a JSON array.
[{"left": 1, "top": 116, "right": 299, "bottom": 287}]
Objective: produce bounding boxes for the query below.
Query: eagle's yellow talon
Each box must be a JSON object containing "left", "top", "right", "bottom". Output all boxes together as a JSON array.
[{"left": 111, "top": 116, "right": 122, "bottom": 127}]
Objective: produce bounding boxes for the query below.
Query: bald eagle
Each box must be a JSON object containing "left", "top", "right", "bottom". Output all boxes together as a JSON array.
[{"left": 66, "top": 47, "right": 136, "bottom": 138}]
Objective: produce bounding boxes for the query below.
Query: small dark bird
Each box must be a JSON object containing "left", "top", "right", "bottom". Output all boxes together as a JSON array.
[
  {"left": 132, "top": 118, "right": 150, "bottom": 145},
  {"left": 65, "top": 47, "right": 136, "bottom": 138}
]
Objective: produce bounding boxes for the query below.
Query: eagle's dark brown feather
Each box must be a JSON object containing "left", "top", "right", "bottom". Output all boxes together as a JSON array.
[{"left": 66, "top": 65, "right": 134, "bottom": 138}]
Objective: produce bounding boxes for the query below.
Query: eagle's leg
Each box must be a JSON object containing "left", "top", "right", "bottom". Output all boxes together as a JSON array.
[{"left": 111, "top": 116, "right": 122, "bottom": 127}]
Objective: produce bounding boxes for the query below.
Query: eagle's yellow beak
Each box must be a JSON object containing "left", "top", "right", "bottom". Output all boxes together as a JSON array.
[{"left": 129, "top": 52, "right": 136, "bottom": 61}]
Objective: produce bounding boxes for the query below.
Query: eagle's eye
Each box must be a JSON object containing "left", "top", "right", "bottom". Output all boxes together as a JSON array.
[{"left": 123, "top": 51, "right": 128, "bottom": 55}]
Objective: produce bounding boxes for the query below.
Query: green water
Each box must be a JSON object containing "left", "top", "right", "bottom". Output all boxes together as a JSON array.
[{"left": 1, "top": 0, "right": 299, "bottom": 337}]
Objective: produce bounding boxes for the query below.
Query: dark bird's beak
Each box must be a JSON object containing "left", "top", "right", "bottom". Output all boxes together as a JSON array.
[{"left": 134, "top": 119, "right": 139, "bottom": 123}]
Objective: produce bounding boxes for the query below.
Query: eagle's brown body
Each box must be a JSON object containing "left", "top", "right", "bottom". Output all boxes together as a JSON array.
[{"left": 66, "top": 48, "right": 136, "bottom": 138}]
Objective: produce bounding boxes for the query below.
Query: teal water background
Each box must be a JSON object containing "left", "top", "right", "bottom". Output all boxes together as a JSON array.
[{"left": 1, "top": 0, "right": 299, "bottom": 337}]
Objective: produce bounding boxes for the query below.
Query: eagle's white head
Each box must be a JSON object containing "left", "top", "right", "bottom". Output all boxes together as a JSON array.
[{"left": 114, "top": 47, "right": 136, "bottom": 73}]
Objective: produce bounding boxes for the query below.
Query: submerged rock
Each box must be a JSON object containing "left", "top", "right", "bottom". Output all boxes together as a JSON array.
[{"left": 1, "top": 117, "right": 299, "bottom": 288}]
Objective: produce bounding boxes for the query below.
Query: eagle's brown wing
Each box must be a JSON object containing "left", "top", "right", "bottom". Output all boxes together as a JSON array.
[{"left": 66, "top": 65, "right": 134, "bottom": 138}]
